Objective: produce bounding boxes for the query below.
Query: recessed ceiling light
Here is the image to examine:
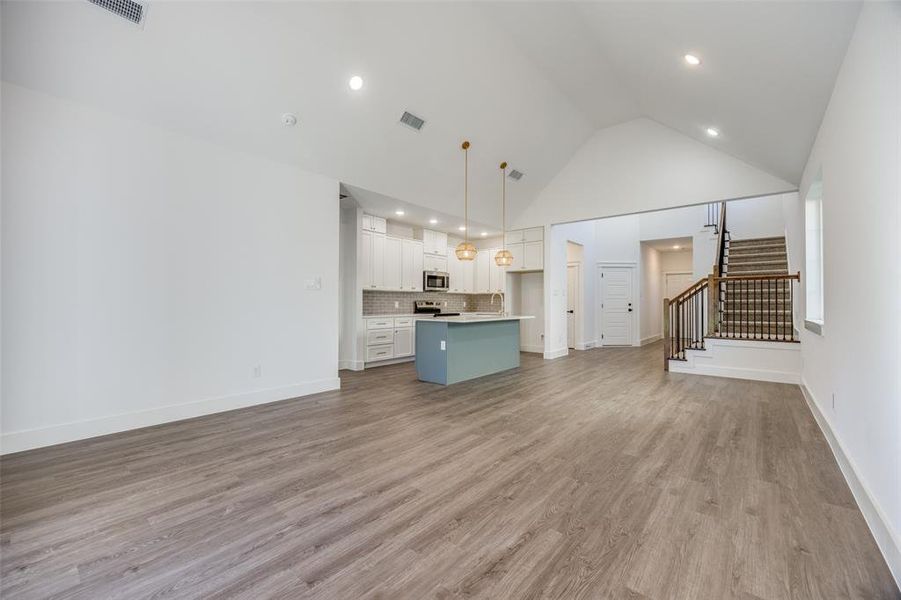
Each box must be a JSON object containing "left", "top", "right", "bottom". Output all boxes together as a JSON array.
[
  {"left": 673, "top": 245, "right": 681, "bottom": 250},
  {"left": 281, "top": 113, "right": 298, "bottom": 126},
  {"left": 706, "top": 127, "right": 720, "bottom": 138},
  {"left": 458, "top": 226, "right": 466, "bottom": 232},
  {"left": 481, "top": 231, "right": 488, "bottom": 237},
  {"left": 395, "top": 210, "right": 405, "bottom": 216},
  {"left": 348, "top": 75, "right": 363, "bottom": 91},
  {"left": 429, "top": 218, "right": 438, "bottom": 225},
  {"left": 684, "top": 54, "right": 701, "bottom": 66}
]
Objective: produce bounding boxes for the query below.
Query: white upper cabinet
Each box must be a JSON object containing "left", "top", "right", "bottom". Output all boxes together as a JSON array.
[
  {"left": 423, "top": 254, "right": 447, "bottom": 273},
  {"left": 383, "top": 237, "right": 402, "bottom": 290},
  {"left": 401, "top": 239, "right": 423, "bottom": 292},
  {"left": 523, "top": 240, "right": 543, "bottom": 270},
  {"left": 504, "top": 228, "right": 544, "bottom": 272},
  {"left": 488, "top": 248, "right": 507, "bottom": 294},
  {"left": 447, "top": 246, "right": 462, "bottom": 292},
  {"left": 421, "top": 229, "right": 448, "bottom": 256},
  {"left": 362, "top": 214, "right": 387, "bottom": 234},
  {"left": 474, "top": 251, "right": 490, "bottom": 293}
]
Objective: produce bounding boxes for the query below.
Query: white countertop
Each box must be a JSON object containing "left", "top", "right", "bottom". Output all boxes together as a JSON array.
[{"left": 417, "top": 314, "right": 534, "bottom": 323}]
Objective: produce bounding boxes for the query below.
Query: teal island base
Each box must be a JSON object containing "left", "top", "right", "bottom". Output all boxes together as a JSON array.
[{"left": 415, "top": 318, "right": 523, "bottom": 385}]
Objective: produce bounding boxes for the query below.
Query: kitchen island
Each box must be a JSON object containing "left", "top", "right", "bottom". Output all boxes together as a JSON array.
[{"left": 415, "top": 315, "right": 535, "bottom": 385}]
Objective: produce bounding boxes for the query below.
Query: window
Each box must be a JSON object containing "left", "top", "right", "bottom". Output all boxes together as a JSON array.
[{"left": 804, "top": 172, "right": 824, "bottom": 333}]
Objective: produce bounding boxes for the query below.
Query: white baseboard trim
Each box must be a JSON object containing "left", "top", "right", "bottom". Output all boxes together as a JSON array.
[
  {"left": 640, "top": 334, "right": 662, "bottom": 346},
  {"left": 521, "top": 344, "right": 544, "bottom": 354},
  {"left": 800, "top": 381, "right": 901, "bottom": 588},
  {"left": 543, "top": 347, "right": 569, "bottom": 360},
  {"left": 339, "top": 359, "right": 365, "bottom": 371},
  {"left": 0, "top": 377, "right": 341, "bottom": 456},
  {"left": 363, "top": 356, "right": 414, "bottom": 368},
  {"left": 669, "top": 360, "right": 800, "bottom": 384}
]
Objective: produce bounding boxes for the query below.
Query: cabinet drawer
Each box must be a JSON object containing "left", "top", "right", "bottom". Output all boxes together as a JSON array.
[
  {"left": 367, "top": 329, "right": 394, "bottom": 345},
  {"left": 366, "top": 344, "right": 394, "bottom": 362},
  {"left": 366, "top": 318, "right": 394, "bottom": 330},
  {"left": 394, "top": 317, "right": 413, "bottom": 327}
]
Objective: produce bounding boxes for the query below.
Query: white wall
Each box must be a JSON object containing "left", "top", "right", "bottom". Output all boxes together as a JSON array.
[
  {"left": 725, "top": 194, "right": 787, "bottom": 240},
  {"left": 513, "top": 118, "right": 794, "bottom": 229},
  {"left": 339, "top": 205, "right": 362, "bottom": 370},
  {"left": 1, "top": 83, "right": 341, "bottom": 453},
  {"left": 793, "top": 2, "right": 901, "bottom": 584},
  {"left": 639, "top": 245, "right": 662, "bottom": 344}
]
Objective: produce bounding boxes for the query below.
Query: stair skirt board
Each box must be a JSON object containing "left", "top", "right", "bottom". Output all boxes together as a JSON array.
[{"left": 668, "top": 337, "right": 800, "bottom": 384}]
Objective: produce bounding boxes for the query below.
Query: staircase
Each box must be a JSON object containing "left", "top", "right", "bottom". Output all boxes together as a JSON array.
[
  {"left": 717, "top": 236, "right": 795, "bottom": 339},
  {"left": 663, "top": 201, "right": 801, "bottom": 377}
]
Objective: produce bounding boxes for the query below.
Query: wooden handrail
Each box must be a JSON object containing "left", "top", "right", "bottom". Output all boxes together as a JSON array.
[
  {"left": 714, "top": 272, "right": 801, "bottom": 282},
  {"left": 668, "top": 277, "right": 708, "bottom": 305}
]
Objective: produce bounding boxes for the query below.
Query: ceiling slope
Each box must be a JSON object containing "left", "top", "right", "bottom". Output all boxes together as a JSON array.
[{"left": 512, "top": 118, "right": 795, "bottom": 228}]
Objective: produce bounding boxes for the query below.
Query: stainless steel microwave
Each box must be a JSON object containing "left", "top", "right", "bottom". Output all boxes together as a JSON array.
[{"left": 423, "top": 271, "right": 449, "bottom": 292}]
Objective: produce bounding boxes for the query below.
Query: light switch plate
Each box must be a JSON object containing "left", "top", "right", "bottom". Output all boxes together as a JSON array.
[{"left": 440, "top": 340, "right": 446, "bottom": 351}]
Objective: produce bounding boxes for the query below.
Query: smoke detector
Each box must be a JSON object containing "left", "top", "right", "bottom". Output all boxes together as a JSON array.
[{"left": 282, "top": 113, "right": 298, "bottom": 127}]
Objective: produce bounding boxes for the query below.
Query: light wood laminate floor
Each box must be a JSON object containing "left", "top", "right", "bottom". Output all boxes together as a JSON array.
[{"left": 2, "top": 343, "right": 898, "bottom": 599}]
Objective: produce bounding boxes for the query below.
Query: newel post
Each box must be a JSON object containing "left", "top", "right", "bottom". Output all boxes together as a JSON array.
[
  {"left": 662, "top": 297, "right": 671, "bottom": 371},
  {"left": 706, "top": 274, "right": 717, "bottom": 336}
]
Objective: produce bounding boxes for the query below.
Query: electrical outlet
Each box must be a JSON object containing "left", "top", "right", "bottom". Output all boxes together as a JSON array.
[
  {"left": 444, "top": 301, "right": 448, "bottom": 307},
  {"left": 463, "top": 301, "right": 467, "bottom": 308},
  {"left": 253, "top": 365, "right": 262, "bottom": 378},
  {"left": 440, "top": 340, "right": 446, "bottom": 351},
  {"left": 394, "top": 301, "right": 399, "bottom": 308}
]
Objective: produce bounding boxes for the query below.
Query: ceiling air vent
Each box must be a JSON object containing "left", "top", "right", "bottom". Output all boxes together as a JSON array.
[
  {"left": 87, "top": 0, "right": 146, "bottom": 26},
  {"left": 399, "top": 111, "right": 426, "bottom": 131},
  {"left": 508, "top": 169, "right": 524, "bottom": 181}
]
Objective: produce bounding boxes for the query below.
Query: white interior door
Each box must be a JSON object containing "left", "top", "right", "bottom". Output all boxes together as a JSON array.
[
  {"left": 600, "top": 266, "right": 634, "bottom": 346},
  {"left": 664, "top": 272, "right": 694, "bottom": 300},
  {"left": 566, "top": 264, "right": 578, "bottom": 349}
]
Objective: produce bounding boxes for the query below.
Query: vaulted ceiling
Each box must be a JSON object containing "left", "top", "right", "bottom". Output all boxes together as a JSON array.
[{"left": 2, "top": 1, "right": 860, "bottom": 227}]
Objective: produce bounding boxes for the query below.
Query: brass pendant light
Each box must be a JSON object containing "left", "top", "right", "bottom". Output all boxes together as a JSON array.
[
  {"left": 495, "top": 161, "right": 514, "bottom": 267},
  {"left": 455, "top": 140, "right": 477, "bottom": 261}
]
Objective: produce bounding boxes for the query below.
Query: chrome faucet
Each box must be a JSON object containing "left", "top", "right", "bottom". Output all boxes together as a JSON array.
[{"left": 490, "top": 292, "right": 505, "bottom": 316}]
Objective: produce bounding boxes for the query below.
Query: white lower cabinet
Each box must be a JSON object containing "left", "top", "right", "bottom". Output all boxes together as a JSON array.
[
  {"left": 365, "top": 316, "right": 417, "bottom": 365},
  {"left": 393, "top": 327, "right": 413, "bottom": 357}
]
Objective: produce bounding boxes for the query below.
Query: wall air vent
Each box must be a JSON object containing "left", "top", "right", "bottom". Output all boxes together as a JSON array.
[
  {"left": 399, "top": 111, "right": 426, "bottom": 131},
  {"left": 508, "top": 169, "right": 524, "bottom": 181},
  {"left": 87, "top": 0, "right": 146, "bottom": 26}
]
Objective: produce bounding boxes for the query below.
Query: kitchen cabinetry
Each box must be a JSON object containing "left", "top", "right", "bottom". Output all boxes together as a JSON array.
[
  {"left": 423, "top": 254, "right": 447, "bottom": 273},
  {"left": 361, "top": 230, "right": 388, "bottom": 289},
  {"left": 446, "top": 246, "right": 475, "bottom": 293},
  {"left": 365, "top": 316, "right": 416, "bottom": 364},
  {"left": 488, "top": 248, "right": 507, "bottom": 294},
  {"left": 474, "top": 251, "right": 490, "bottom": 293},
  {"left": 384, "top": 237, "right": 402, "bottom": 290},
  {"left": 401, "top": 239, "right": 423, "bottom": 291},
  {"left": 504, "top": 227, "right": 544, "bottom": 272},
  {"left": 421, "top": 229, "right": 448, "bottom": 256},
  {"left": 362, "top": 214, "right": 387, "bottom": 234}
]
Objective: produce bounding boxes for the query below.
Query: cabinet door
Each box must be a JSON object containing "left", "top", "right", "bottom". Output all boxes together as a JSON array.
[
  {"left": 475, "top": 251, "right": 490, "bottom": 293},
  {"left": 523, "top": 227, "right": 544, "bottom": 242},
  {"left": 362, "top": 214, "right": 373, "bottom": 232},
  {"left": 508, "top": 242, "right": 525, "bottom": 271},
  {"left": 402, "top": 239, "right": 423, "bottom": 291},
  {"left": 371, "top": 233, "right": 386, "bottom": 288},
  {"left": 371, "top": 216, "right": 387, "bottom": 234},
  {"left": 394, "top": 328, "right": 413, "bottom": 357},
  {"left": 434, "top": 232, "right": 448, "bottom": 256},
  {"left": 488, "top": 248, "right": 506, "bottom": 293},
  {"left": 384, "top": 237, "right": 402, "bottom": 290},
  {"left": 447, "top": 248, "right": 461, "bottom": 292},
  {"left": 505, "top": 230, "right": 524, "bottom": 244},
  {"left": 360, "top": 230, "right": 373, "bottom": 289},
  {"left": 523, "top": 240, "right": 543, "bottom": 270},
  {"left": 461, "top": 256, "right": 475, "bottom": 293},
  {"left": 423, "top": 254, "right": 446, "bottom": 273}
]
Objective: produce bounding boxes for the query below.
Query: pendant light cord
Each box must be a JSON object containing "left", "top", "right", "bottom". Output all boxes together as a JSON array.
[
  {"left": 501, "top": 162, "right": 506, "bottom": 250},
  {"left": 463, "top": 142, "right": 469, "bottom": 243}
]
